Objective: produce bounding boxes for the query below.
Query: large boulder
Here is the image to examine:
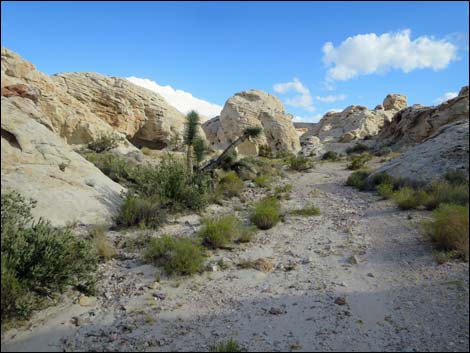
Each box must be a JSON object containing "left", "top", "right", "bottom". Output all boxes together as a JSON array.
[
  {"left": 383, "top": 94, "right": 407, "bottom": 111},
  {"left": 204, "top": 90, "right": 301, "bottom": 155},
  {"left": 1, "top": 96, "right": 125, "bottom": 226},
  {"left": 379, "top": 86, "right": 469, "bottom": 148},
  {"left": 371, "top": 119, "right": 469, "bottom": 185}
]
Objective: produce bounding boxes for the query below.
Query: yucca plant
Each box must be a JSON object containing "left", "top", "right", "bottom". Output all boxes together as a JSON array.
[{"left": 183, "top": 110, "right": 201, "bottom": 176}]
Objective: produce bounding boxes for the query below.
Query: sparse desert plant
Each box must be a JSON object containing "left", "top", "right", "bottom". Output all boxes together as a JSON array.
[
  {"left": 253, "top": 174, "right": 273, "bottom": 188},
  {"left": 374, "top": 146, "right": 392, "bottom": 157},
  {"left": 250, "top": 197, "right": 281, "bottom": 230},
  {"left": 198, "top": 215, "right": 249, "bottom": 248},
  {"left": 322, "top": 151, "right": 340, "bottom": 161},
  {"left": 345, "top": 170, "right": 371, "bottom": 190},
  {"left": 274, "top": 184, "right": 293, "bottom": 199},
  {"left": 290, "top": 204, "right": 321, "bottom": 216},
  {"left": 444, "top": 169, "right": 469, "bottom": 186},
  {"left": 346, "top": 143, "right": 369, "bottom": 155},
  {"left": 90, "top": 224, "right": 116, "bottom": 261},
  {"left": 183, "top": 110, "right": 201, "bottom": 176},
  {"left": 367, "top": 172, "right": 395, "bottom": 190},
  {"left": 377, "top": 182, "right": 394, "bottom": 200},
  {"left": 216, "top": 171, "right": 245, "bottom": 198},
  {"left": 423, "top": 204, "right": 469, "bottom": 261},
  {"left": 88, "top": 133, "right": 120, "bottom": 153},
  {"left": 210, "top": 339, "right": 245, "bottom": 352},
  {"left": 258, "top": 144, "right": 274, "bottom": 158},
  {"left": 81, "top": 151, "right": 136, "bottom": 185},
  {"left": 422, "top": 181, "right": 469, "bottom": 210},
  {"left": 144, "top": 235, "right": 204, "bottom": 276},
  {"left": 289, "top": 155, "right": 314, "bottom": 171},
  {"left": 347, "top": 153, "right": 372, "bottom": 170},
  {"left": 392, "top": 187, "right": 427, "bottom": 210},
  {"left": 116, "top": 194, "right": 166, "bottom": 229}
]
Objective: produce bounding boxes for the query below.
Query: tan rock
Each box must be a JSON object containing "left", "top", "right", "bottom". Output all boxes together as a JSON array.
[
  {"left": 383, "top": 94, "right": 407, "bottom": 111},
  {"left": 78, "top": 296, "right": 97, "bottom": 307}
]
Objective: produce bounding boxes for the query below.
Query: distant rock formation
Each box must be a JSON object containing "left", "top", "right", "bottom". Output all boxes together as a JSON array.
[{"left": 203, "top": 90, "right": 301, "bottom": 155}]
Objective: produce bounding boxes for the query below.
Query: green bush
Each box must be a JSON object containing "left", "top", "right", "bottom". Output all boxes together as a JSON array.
[
  {"left": 374, "top": 146, "right": 393, "bottom": 157},
  {"left": 423, "top": 204, "right": 469, "bottom": 261},
  {"left": 346, "top": 143, "right": 369, "bottom": 155},
  {"left": 81, "top": 151, "right": 136, "bottom": 185},
  {"left": 422, "top": 181, "right": 469, "bottom": 210},
  {"left": 368, "top": 172, "right": 395, "bottom": 190},
  {"left": 116, "top": 194, "right": 166, "bottom": 229},
  {"left": 392, "top": 187, "right": 427, "bottom": 210},
  {"left": 444, "top": 169, "right": 469, "bottom": 186},
  {"left": 346, "top": 170, "right": 371, "bottom": 190},
  {"left": 274, "top": 184, "right": 293, "bottom": 199},
  {"left": 258, "top": 144, "right": 274, "bottom": 158},
  {"left": 88, "top": 133, "right": 120, "bottom": 153},
  {"left": 217, "top": 171, "right": 245, "bottom": 198},
  {"left": 219, "top": 149, "right": 238, "bottom": 171},
  {"left": 198, "top": 215, "right": 250, "bottom": 248},
  {"left": 253, "top": 174, "right": 273, "bottom": 188},
  {"left": 1, "top": 192, "right": 98, "bottom": 321},
  {"left": 347, "top": 153, "right": 372, "bottom": 170},
  {"left": 289, "top": 156, "right": 314, "bottom": 171},
  {"left": 250, "top": 197, "right": 281, "bottom": 230},
  {"left": 377, "top": 183, "right": 394, "bottom": 200},
  {"left": 210, "top": 339, "right": 245, "bottom": 352},
  {"left": 322, "top": 151, "right": 340, "bottom": 161},
  {"left": 144, "top": 235, "right": 204, "bottom": 276},
  {"left": 290, "top": 204, "right": 321, "bottom": 216}
]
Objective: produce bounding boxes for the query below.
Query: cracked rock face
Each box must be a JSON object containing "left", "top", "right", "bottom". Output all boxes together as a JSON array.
[{"left": 203, "top": 90, "right": 301, "bottom": 156}]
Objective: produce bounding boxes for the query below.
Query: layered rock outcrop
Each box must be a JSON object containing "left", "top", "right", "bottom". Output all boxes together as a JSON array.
[
  {"left": 203, "top": 90, "right": 300, "bottom": 155},
  {"left": 1, "top": 96, "right": 125, "bottom": 226}
]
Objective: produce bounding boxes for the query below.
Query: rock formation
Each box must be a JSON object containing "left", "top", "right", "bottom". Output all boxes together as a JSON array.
[
  {"left": 1, "top": 96, "right": 125, "bottom": 226},
  {"left": 203, "top": 90, "right": 301, "bottom": 155}
]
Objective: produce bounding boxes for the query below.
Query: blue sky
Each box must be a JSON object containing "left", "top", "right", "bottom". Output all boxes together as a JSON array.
[{"left": 2, "top": 1, "right": 469, "bottom": 122}]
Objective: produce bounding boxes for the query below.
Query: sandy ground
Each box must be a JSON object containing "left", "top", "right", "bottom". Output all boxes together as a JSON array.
[{"left": 2, "top": 161, "right": 469, "bottom": 352}]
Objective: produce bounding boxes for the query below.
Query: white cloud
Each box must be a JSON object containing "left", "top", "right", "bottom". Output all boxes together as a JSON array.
[
  {"left": 316, "top": 94, "right": 347, "bottom": 103},
  {"left": 292, "top": 114, "right": 323, "bottom": 123},
  {"left": 126, "top": 76, "right": 223, "bottom": 119},
  {"left": 273, "top": 78, "right": 315, "bottom": 112},
  {"left": 323, "top": 29, "right": 458, "bottom": 81},
  {"left": 435, "top": 91, "right": 458, "bottom": 104}
]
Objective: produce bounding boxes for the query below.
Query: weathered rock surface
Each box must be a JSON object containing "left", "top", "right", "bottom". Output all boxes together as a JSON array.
[
  {"left": 371, "top": 119, "right": 469, "bottom": 184},
  {"left": 379, "top": 86, "right": 469, "bottom": 148},
  {"left": 203, "top": 90, "right": 301, "bottom": 155},
  {"left": 1, "top": 96, "right": 125, "bottom": 226},
  {"left": 383, "top": 94, "right": 407, "bottom": 111}
]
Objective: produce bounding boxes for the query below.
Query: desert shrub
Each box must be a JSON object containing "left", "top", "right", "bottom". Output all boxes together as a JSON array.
[
  {"left": 347, "top": 153, "right": 372, "bottom": 170},
  {"left": 346, "top": 170, "right": 371, "bottom": 190},
  {"left": 144, "top": 235, "right": 204, "bottom": 276},
  {"left": 90, "top": 225, "right": 116, "bottom": 261},
  {"left": 116, "top": 194, "right": 166, "bottom": 229},
  {"left": 250, "top": 197, "right": 281, "bottom": 230},
  {"left": 289, "top": 156, "right": 314, "bottom": 171},
  {"left": 322, "top": 151, "right": 340, "bottom": 161},
  {"left": 210, "top": 339, "right": 245, "bottom": 352},
  {"left": 1, "top": 192, "right": 98, "bottom": 321},
  {"left": 219, "top": 149, "right": 238, "bottom": 171},
  {"left": 239, "top": 156, "right": 282, "bottom": 177},
  {"left": 198, "top": 215, "right": 249, "bottom": 248},
  {"left": 392, "top": 187, "right": 427, "bottom": 210},
  {"left": 216, "top": 171, "right": 245, "bottom": 198},
  {"left": 253, "top": 174, "right": 273, "bottom": 188},
  {"left": 290, "top": 204, "right": 321, "bottom": 216},
  {"left": 82, "top": 151, "right": 136, "bottom": 185},
  {"left": 274, "top": 184, "right": 293, "bottom": 199},
  {"left": 258, "top": 144, "right": 274, "bottom": 158},
  {"left": 88, "top": 133, "right": 120, "bottom": 153},
  {"left": 346, "top": 143, "right": 369, "bottom": 155},
  {"left": 368, "top": 172, "right": 395, "bottom": 190},
  {"left": 237, "top": 226, "right": 257, "bottom": 243},
  {"left": 377, "top": 183, "right": 394, "bottom": 200},
  {"left": 422, "top": 181, "right": 469, "bottom": 210},
  {"left": 375, "top": 146, "right": 392, "bottom": 157},
  {"left": 423, "top": 204, "right": 469, "bottom": 261},
  {"left": 444, "top": 169, "right": 469, "bottom": 186}
]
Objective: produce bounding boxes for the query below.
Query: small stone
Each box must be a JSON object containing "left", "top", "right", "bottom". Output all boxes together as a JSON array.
[
  {"left": 268, "top": 307, "right": 286, "bottom": 315},
  {"left": 367, "top": 272, "right": 375, "bottom": 278},
  {"left": 334, "top": 297, "right": 347, "bottom": 306},
  {"left": 78, "top": 296, "right": 97, "bottom": 307}
]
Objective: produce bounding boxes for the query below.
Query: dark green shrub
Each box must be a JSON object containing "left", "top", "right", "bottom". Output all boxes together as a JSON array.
[
  {"left": 377, "top": 183, "right": 394, "bottom": 199},
  {"left": 210, "top": 339, "right": 245, "bottom": 352},
  {"left": 423, "top": 204, "right": 469, "bottom": 261},
  {"left": 274, "top": 184, "right": 293, "bottom": 199},
  {"left": 116, "top": 194, "right": 166, "bottom": 229},
  {"left": 144, "top": 235, "right": 204, "bottom": 276},
  {"left": 346, "top": 170, "right": 371, "bottom": 190},
  {"left": 253, "top": 174, "right": 273, "bottom": 188},
  {"left": 375, "top": 146, "right": 392, "bottom": 157},
  {"left": 368, "top": 172, "right": 395, "bottom": 190},
  {"left": 250, "top": 197, "right": 281, "bottom": 230},
  {"left": 289, "top": 156, "right": 314, "bottom": 171},
  {"left": 422, "top": 181, "right": 469, "bottom": 210},
  {"left": 219, "top": 149, "right": 238, "bottom": 171},
  {"left": 88, "top": 133, "right": 120, "bottom": 153},
  {"left": 217, "top": 171, "right": 245, "bottom": 198},
  {"left": 322, "top": 151, "right": 340, "bottom": 161},
  {"left": 444, "top": 169, "right": 469, "bottom": 186},
  {"left": 290, "top": 204, "right": 321, "bottom": 216},
  {"left": 346, "top": 143, "right": 369, "bottom": 155},
  {"left": 347, "top": 153, "right": 372, "bottom": 170},
  {"left": 258, "top": 144, "right": 274, "bottom": 158},
  {"left": 81, "top": 151, "right": 136, "bottom": 185},
  {"left": 198, "top": 215, "right": 248, "bottom": 248},
  {"left": 392, "top": 188, "right": 427, "bottom": 210}
]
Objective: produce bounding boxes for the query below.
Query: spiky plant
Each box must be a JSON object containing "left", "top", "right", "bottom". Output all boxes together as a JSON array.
[
  {"left": 183, "top": 110, "right": 201, "bottom": 175},
  {"left": 193, "top": 137, "right": 206, "bottom": 169}
]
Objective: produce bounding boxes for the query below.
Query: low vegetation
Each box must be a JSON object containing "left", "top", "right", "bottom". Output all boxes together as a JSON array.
[
  {"left": 253, "top": 174, "right": 273, "bottom": 189},
  {"left": 250, "top": 196, "right": 281, "bottom": 230},
  {"left": 345, "top": 169, "right": 371, "bottom": 190},
  {"left": 346, "top": 143, "right": 369, "bottom": 155},
  {"left": 116, "top": 195, "right": 167, "bottom": 229},
  {"left": 1, "top": 191, "right": 98, "bottom": 322},
  {"left": 391, "top": 187, "right": 427, "bottom": 210},
  {"left": 289, "top": 155, "right": 314, "bottom": 171},
  {"left": 216, "top": 171, "right": 245, "bottom": 198},
  {"left": 90, "top": 224, "right": 117, "bottom": 261},
  {"left": 144, "top": 235, "right": 204, "bottom": 276},
  {"left": 274, "top": 184, "right": 293, "bottom": 200},
  {"left": 210, "top": 339, "right": 245, "bottom": 352},
  {"left": 87, "top": 133, "right": 120, "bottom": 153},
  {"left": 322, "top": 151, "right": 340, "bottom": 161},
  {"left": 290, "top": 204, "right": 321, "bottom": 216},
  {"left": 347, "top": 153, "right": 372, "bottom": 170},
  {"left": 423, "top": 204, "right": 469, "bottom": 262},
  {"left": 198, "top": 215, "right": 254, "bottom": 248},
  {"left": 376, "top": 182, "right": 394, "bottom": 199}
]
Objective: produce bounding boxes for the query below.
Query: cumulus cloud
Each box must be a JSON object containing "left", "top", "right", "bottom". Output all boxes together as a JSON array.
[
  {"left": 316, "top": 94, "right": 347, "bottom": 103},
  {"left": 435, "top": 91, "right": 458, "bottom": 104},
  {"left": 273, "top": 78, "right": 315, "bottom": 112},
  {"left": 126, "top": 76, "right": 223, "bottom": 119},
  {"left": 323, "top": 29, "right": 458, "bottom": 81}
]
